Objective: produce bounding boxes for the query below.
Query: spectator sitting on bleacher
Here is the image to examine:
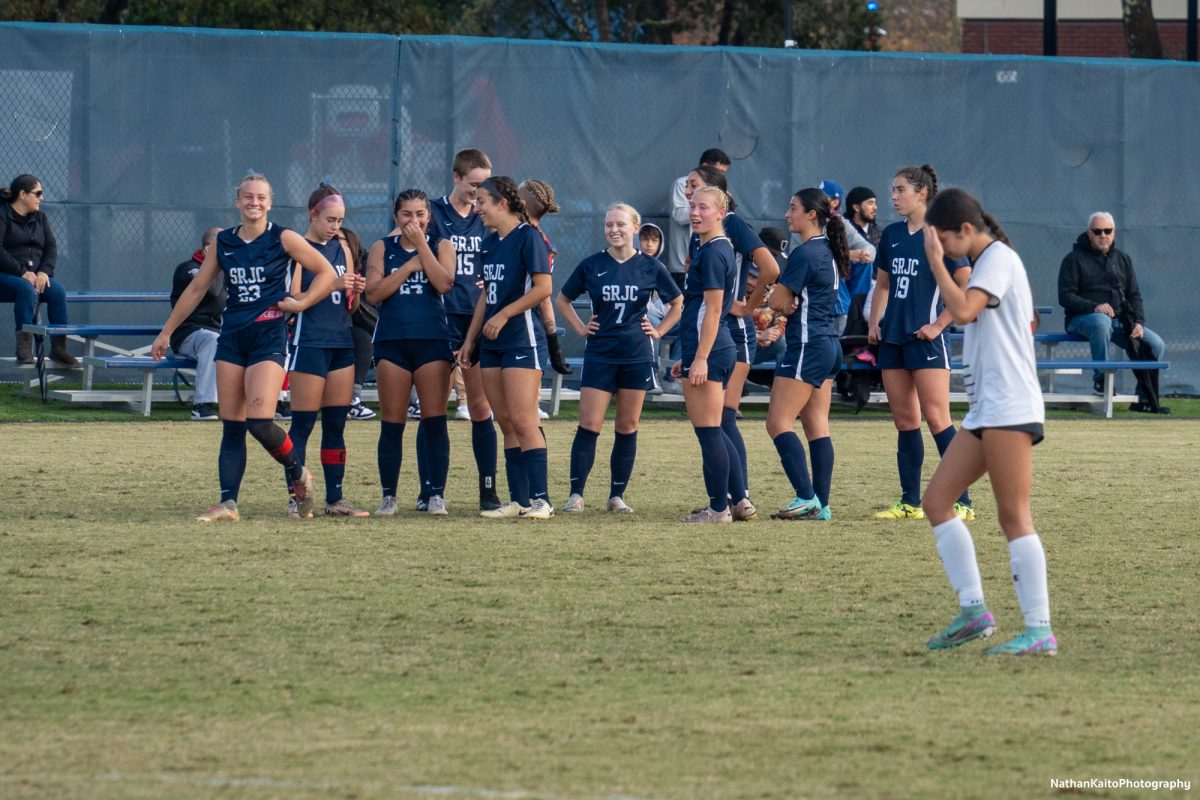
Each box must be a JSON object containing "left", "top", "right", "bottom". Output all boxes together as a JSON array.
[
  {"left": 1058, "top": 211, "right": 1166, "bottom": 411},
  {"left": 170, "top": 227, "right": 225, "bottom": 420},
  {"left": 0, "top": 173, "right": 78, "bottom": 367}
]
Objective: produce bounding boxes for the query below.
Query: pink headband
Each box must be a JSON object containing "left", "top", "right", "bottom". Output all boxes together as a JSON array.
[{"left": 312, "top": 194, "right": 345, "bottom": 213}]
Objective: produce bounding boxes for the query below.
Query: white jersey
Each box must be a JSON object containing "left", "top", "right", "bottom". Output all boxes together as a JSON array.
[{"left": 960, "top": 241, "right": 1045, "bottom": 430}]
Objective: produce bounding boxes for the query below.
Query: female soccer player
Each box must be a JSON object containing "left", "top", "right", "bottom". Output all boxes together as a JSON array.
[
  {"left": 672, "top": 185, "right": 750, "bottom": 523},
  {"left": 366, "top": 189, "right": 457, "bottom": 516},
  {"left": 151, "top": 172, "right": 337, "bottom": 522},
  {"left": 554, "top": 203, "right": 682, "bottom": 513},
  {"left": 867, "top": 164, "right": 973, "bottom": 521},
  {"left": 765, "top": 189, "right": 850, "bottom": 521},
  {"left": 684, "top": 166, "right": 778, "bottom": 503},
  {"left": 519, "top": 178, "right": 573, "bottom": 378},
  {"left": 283, "top": 183, "right": 370, "bottom": 518},
  {"left": 921, "top": 188, "right": 1056, "bottom": 656},
  {"left": 457, "top": 177, "right": 554, "bottom": 520}
]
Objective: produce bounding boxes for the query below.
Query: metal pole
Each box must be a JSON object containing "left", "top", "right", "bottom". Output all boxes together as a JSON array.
[
  {"left": 1188, "top": 0, "right": 1197, "bottom": 61},
  {"left": 1044, "top": 0, "right": 1057, "bottom": 56},
  {"left": 784, "top": 0, "right": 796, "bottom": 48}
]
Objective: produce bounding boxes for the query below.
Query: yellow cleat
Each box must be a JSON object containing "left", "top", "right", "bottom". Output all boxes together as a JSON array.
[{"left": 874, "top": 500, "right": 925, "bottom": 520}]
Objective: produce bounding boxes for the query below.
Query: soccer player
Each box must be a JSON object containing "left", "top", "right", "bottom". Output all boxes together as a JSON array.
[
  {"left": 457, "top": 177, "right": 554, "bottom": 520},
  {"left": 151, "top": 172, "right": 337, "bottom": 522},
  {"left": 554, "top": 203, "right": 682, "bottom": 514},
  {"left": 429, "top": 148, "right": 501, "bottom": 512},
  {"left": 867, "top": 164, "right": 974, "bottom": 521},
  {"left": 766, "top": 189, "right": 850, "bottom": 521},
  {"left": 366, "top": 189, "right": 457, "bottom": 516},
  {"left": 518, "top": 178, "right": 573, "bottom": 379},
  {"left": 921, "top": 187, "right": 1056, "bottom": 656},
  {"left": 686, "top": 166, "right": 778, "bottom": 505},
  {"left": 283, "top": 183, "right": 370, "bottom": 519},
  {"left": 672, "top": 186, "right": 750, "bottom": 523}
]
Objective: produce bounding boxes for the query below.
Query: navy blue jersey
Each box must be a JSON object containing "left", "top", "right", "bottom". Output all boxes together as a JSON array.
[
  {"left": 688, "top": 212, "right": 765, "bottom": 303},
  {"left": 779, "top": 235, "right": 839, "bottom": 345},
  {"left": 429, "top": 196, "right": 487, "bottom": 316},
  {"left": 680, "top": 236, "right": 737, "bottom": 357},
  {"left": 560, "top": 250, "right": 680, "bottom": 364},
  {"left": 292, "top": 237, "right": 352, "bottom": 349},
  {"left": 479, "top": 223, "right": 551, "bottom": 351},
  {"left": 216, "top": 223, "right": 292, "bottom": 333},
  {"left": 873, "top": 221, "right": 970, "bottom": 345},
  {"left": 373, "top": 232, "right": 451, "bottom": 343}
]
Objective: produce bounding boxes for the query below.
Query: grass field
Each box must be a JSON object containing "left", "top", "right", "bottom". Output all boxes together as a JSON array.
[{"left": 1, "top": 415, "right": 1197, "bottom": 799}]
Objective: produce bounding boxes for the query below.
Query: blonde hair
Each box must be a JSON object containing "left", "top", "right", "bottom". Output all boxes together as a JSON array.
[
  {"left": 236, "top": 171, "right": 272, "bottom": 199},
  {"left": 693, "top": 185, "right": 729, "bottom": 213},
  {"left": 606, "top": 202, "right": 641, "bottom": 229}
]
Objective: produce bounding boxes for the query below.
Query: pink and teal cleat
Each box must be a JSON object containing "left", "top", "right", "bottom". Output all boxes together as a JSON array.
[
  {"left": 984, "top": 626, "right": 1058, "bottom": 656},
  {"left": 927, "top": 606, "right": 997, "bottom": 650}
]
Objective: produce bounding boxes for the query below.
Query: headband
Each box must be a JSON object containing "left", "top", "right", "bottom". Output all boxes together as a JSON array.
[{"left": 312, "top": 193, "right": 345, "bottom": 213}]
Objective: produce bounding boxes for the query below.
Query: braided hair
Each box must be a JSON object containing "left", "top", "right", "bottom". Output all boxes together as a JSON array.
[
  {"left": 520, "top": 179, "right": 559, "bottom": 219},
  {"left": 796, "top": 188, "right": 850, "bottom": 280},
  {"left": 479, "top": 176, "right": 526, "bottom": 220},
  {"left": 926, "top": 187, "right": 1011, "bottom": 247}
]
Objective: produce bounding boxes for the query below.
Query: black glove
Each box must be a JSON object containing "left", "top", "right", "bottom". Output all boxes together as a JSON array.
[{"left": 546, "top": 331, "right": 573, "bottom": 375}]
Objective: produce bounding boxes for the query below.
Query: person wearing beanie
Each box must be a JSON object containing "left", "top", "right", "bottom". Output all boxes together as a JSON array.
[
  {"left": 818, "top": 178, "right": 877, "bottom": 334},
  {"left": 845, "top": 185, "right": 882, "bottom": 248}
]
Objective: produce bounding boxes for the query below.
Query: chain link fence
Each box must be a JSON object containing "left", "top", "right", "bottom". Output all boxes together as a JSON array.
[{"left": 1, "top": 24, "right": 1196, "bottom": 392}]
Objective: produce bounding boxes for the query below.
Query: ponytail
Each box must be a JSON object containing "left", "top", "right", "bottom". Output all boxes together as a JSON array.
[
  {"left": 896, "top": 163, "right": 938, "bottom": 205},
  {"left": 979, "top": 210, "right": 1011, "bottom": 247},
  {"left": 927, "top": 187, "right": 1010, "bottom": 248},
  {"left": 796, "top": 188, "right": 850, "bottom": 280}
]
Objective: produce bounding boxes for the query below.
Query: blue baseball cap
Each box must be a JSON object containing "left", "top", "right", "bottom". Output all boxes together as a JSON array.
[{"left": 818, "top": 179, "right": 844, "bottom": 201}]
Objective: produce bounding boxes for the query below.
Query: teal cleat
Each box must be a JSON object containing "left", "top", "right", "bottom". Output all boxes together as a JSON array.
[
  {"left": 771, "top": 496, "right": 822, "bottom": 520},
  {"left": 812, "top": 505, "right": 832, "bottom": 521},
  {"left": 927, "top": 606, "right": 997, "bottom": 650},
  {"left": 983, "top": 626, "right": 1058, "bottom": 656}
]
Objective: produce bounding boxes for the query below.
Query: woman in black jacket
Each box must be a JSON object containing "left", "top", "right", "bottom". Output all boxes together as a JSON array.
[{"left": 0, "top": 174, "right": 76, "bottom": 366}]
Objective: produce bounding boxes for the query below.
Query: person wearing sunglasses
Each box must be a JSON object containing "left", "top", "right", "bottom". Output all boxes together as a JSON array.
[
  {"left": 1058, "top": 212, "right": 1166, "bottom": 411},
  {"left": 0, "top": 173, "right": 78, "bottom": 367}
]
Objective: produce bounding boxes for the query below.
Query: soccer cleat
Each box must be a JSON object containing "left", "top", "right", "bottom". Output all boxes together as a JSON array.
[
  {"left": 954, "top": 502, "right": 976, "bottom": 522},
  {"left": 520, "top": 499, "right": 555, "bottom": 520},
  {"left": 812, "top": 505, "right": 832, "bottom": 521},
  {"left": 682, "top": 506, "right": 733, "bottom": 523},
  {"left": 771, "top": 496, "right": 822, "bottom": 520},
  {"left": 374, "top": 496, "right": 398, "bottom": 516},
  {"left": 275, "top": 400, "right": 291, "bottom": 421},
  {"left": 480, "top": 501, "right": 528, "bottom": 519},
  {"left": 874, "top": 500, "right": 925, "bottom": 520},
  {"left": 196, "top": 500, "right": 239, "bottom": 523},
  {"left": 325, "top": 499, "right": 370, "bottom": 517},
  {"left": 414, "top": 497, "right": 428, "bottom": 512},
  {"left": 191, "top": 403, "right": 219, "bottom": 421},
  {"left": 346, "top": 399, "right": 376, "bottom": 420},
  {"left": 563, "top": 493, "right": 585, "bottom": 513},
  {"left": 927, "top": 607, "right": 997, "bottom": 650},
  {"left": 607, "top": 496, "right": 633, "bottom": 514},
  {"left": 731, "top": 497, "right": 758, "bottom": 521},
  {"left": 291, "top": 467, "right": 315, "bottom": 519},
  {"left": 983, "top": 627, "right": 1058, "bottom": 656},
  {"left": 454, "top": 404, "right": 471, "bottom": 421},
  {"left": 1092, "top": 378, "right": 1105, "bottom": 396},
  {"left": 286, "top": 498, "right": 313, "bottom": 520},
  {"left": 426, "top": 495, "right": 448, "bottom": 516},
  {"left": 407, "top": 400, "right": 421, "bottom": 420}
]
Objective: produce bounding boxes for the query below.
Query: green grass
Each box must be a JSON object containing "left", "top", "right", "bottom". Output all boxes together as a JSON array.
[{"left": 1, "top": 417, "right": 1198, "bottom": 799}]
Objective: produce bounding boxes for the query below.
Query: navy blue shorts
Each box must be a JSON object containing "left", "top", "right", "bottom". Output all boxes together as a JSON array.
[
  {"left": 447, "top": 313, "right": 475, "bottom": 351},
  {"left": 967, "top": 423, "right": 1045, "bottom": 446},
  {"left": 478, "top": 340, "right": 550, "bottom": 370},
  {"left": 775, "top": 335, "right": 841, "bottom": 387},
  {"left": 287, "top": 345, "right": 355, "bottom": 377},
  {"left": 374, "top": 339, "right": 454, "bottom": 372},
  {"left": 580, "top": 359, "right": 657, "bottom": 393},
  {"left": 727, "top": 316, "right": 757, "bottom": 364},
  {"left": 877, "top": 336, "right": 951, "bottom": 371},
  {"left": 680, "top": 346, "right": 735, "bottom": 386},
  {"left": 215, "top": 318, "right": 288, "bottom": 368}
]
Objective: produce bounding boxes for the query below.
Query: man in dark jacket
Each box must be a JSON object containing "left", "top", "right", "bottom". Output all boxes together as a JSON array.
[
  {"left": 170, "top": 227, "right": 224, "bottom": 420},
  {"left": 1058, "top": 212, "right": 1165, "bottom": 408}
]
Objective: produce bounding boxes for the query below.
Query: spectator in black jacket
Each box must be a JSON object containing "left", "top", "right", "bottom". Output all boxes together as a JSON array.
[
  {"left": 171, "top": 227, "right": 225, "bottom": 420},
  {"left": 1058, "top": 212, "right": 1165, "bottom": 403},
  {"left": 0, "top": 174, "right": 77, "bottom": 366}
]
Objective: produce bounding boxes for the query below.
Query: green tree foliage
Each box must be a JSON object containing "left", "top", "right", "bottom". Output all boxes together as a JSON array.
[{"left": 2, "top": 0, "right": 882, "bottom": 49}]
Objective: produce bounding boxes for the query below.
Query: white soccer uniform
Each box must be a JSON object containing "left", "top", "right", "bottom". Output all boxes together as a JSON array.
[{"left": 960, "top": 241, "right": 1045, "bottom": 431}]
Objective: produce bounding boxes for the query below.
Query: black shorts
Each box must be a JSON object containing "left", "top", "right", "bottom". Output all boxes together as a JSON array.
[
  {"left": 447, "top": 313, "right": 474, "bottom": 352},
  {"left": 374, "top": 339, "right": 455, "bottom": 372},
  {"left": 877, "top": 337, "right": 951, "bottom": 371},
  {"left": 680, "top": 346, "right": 735, "bottom": 386},
  {"left": 966, "top": 423, "right": 1045, "bottom": 446},
  {"left": 580, "top": 359, "right": 657, "bottom": 393},
  {"left": 287, "top": 345, "right": 356, "bottom": 377},
  {"left": 215, "top": 318, "right": 288, "bottom": 368}
]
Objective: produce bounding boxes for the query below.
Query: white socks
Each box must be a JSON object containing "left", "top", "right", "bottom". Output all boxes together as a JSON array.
[
  {"left": 932, "top": 517, "right": 985, "bottom": 608},
  {"left": 1009, "top": 533, "right": 1051, "bottom": 630}
]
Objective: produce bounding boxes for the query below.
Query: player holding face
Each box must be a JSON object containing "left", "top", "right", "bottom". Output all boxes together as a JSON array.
[
  {"left": 867, "top": 164, "right": 974, "bottom": 521},
  {"left": 367, "top": 189, "right": 457, "bottom": 516},
  {"left": 457, "top": 177, "right": 555, "bottom": 520},
  {"left": 430, "top": 148, "right": 501, "bottom": 512},
  {"left": 151, "top": 173, "right": 337, "bottom": 522},
  {"left": 921, "top": 187, "right": 1055, "bottom": 656},
  {"left": 765, "top": 189, "right": 850, "bottom": 522},
  {"left": 554, "top": 203, "right": 682, "bottom": 514},
  {"left": 282, "top": 183, "right": 370, "bottom": 519}
]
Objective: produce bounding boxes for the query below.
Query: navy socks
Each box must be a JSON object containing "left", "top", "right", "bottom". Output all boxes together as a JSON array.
[
  {"left": 773, "top": 431, "right": 814, "bottom": 500},
  {"left": 897, "top": 428, "right": 924, "bottom": 506},
  {"left": 218, "top": 420, "right": 247, "bottom": 504},
  {"left": 569, "top": 426, "right": 600, "bottom": 496},
  {"left": 377, "top": 421, "right": 405, "bottom": 498},
  {"left": 932, "top": 425, "right": 970, "bottom": 507},
  {"left": 694, "top": 426, "right": 730, "bottom": 513},
  {"left": 609, "top": 431, "right": 637, "bottom": 499},
  {"left": 420, "top": 415, "right": 450, "bottom": 498},
  {"left": 808, "top": 436, "right": 834, "bottom": 509}
]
